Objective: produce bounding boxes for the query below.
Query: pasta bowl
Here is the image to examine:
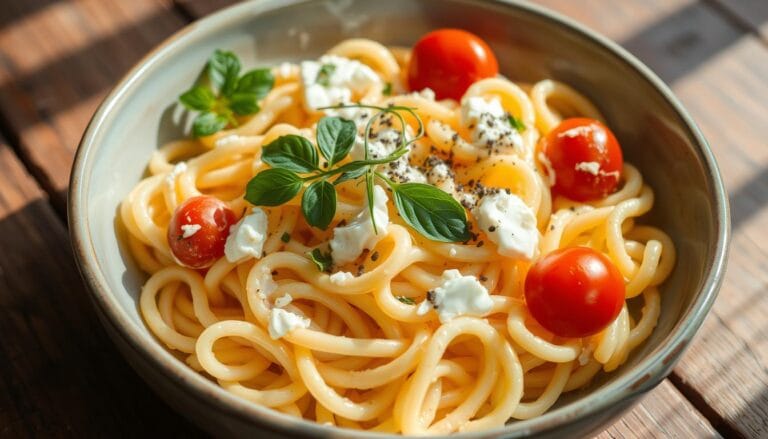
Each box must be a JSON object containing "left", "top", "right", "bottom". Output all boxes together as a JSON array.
[{"left": 68, "top": 0, "right": 729, "bottom": 437}]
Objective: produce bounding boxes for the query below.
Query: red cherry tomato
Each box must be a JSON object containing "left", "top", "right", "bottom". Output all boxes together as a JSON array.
[
  {"left": 524, "top": 247, "right": 625, "bottom": 338},
  {"left": 408, "top": 29, "right": 498, "bottom": 101},
  {"left": 167, "top": 196, "right": 237, "bottom": 269},
  {"left": 541, "top": 118, "right": 623, "bottom": 201}
]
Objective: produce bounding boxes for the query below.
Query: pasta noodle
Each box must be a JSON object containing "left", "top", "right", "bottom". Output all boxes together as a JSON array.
[{"left": 120, "top": 38, "right": 675, "bottom": 434}]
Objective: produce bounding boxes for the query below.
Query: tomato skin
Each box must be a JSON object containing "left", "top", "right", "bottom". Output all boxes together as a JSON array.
[
  {"left": 167, "top": 196, "right": 237, "bottom": 269},
  {"left": 524, "top": 247, "right": 625, "bottom": 338},
  {"left": 408, "top": 29, "right": 498, "bottom": 101},
  {"left": 541, "top": 118, "right": 623, "bottom": 201}
]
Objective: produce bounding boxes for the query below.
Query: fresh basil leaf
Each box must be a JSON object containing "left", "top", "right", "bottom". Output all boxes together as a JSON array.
[
  {"left": 308, "top": 248, "right": 333, "bottom": 272},
  {"left": 236, "top": 69, "right": 274, "bottom": 99},
  {"left": 392, "top": 183, "right": 470, "bottom": 242},
  {"left": 208, "top": 49, "right": 241, "bottom": 96},
  {"left": 245, "top": 168, "right": 302, "bottom": 206},
  {"left": 229, "top": 92, "right": 260, "bottom": 115},
  {"left": 179, "top": 86, "right": 215, "bottom": 111},
  {"left": 192, "top": 112, "right": 228, "bottom": 137},
  {"left": 334, "top": 166, "right": 368, "bottom": 185},
  {"left": 316, "top": 63, "right": 336, "bottom": 87},
  {"left": 382, "top": 82, "right": 392, "bottom": 96},
  {"left": 396, "top": 296, "right": 415, "bottom": 305},
  {"left": 317, "top": 117, "right": 356, "bottom": 166},
  {"left": 262, "top": 135, "right": 319, "bottom": 173},
  {"left": 508, "top": 115, "right": 526, "bottom": 132},
  {"left": 302, "top": 180, "right": 337, "bottom": 230}
]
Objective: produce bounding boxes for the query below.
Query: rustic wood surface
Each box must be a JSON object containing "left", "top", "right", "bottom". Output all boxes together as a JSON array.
[{"left": 0, "top": 0, "right": 764, "bottom": 437}]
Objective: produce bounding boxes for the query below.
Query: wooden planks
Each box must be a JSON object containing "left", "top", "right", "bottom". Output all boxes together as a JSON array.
[
  {"left": 537, "top": 0, "right": 768, "bottom": 437},
  {"left": 596, "top": 381, "right": 718, "bottom": 439},
  {"left": 0, "top": 0, "right": 762, "bottom": 437},
  {"left": 0, "top": 0, "right": 187, "bottom": 213},
  {"left": 0, "top": 139, "right": 201, "bottom": 436}
]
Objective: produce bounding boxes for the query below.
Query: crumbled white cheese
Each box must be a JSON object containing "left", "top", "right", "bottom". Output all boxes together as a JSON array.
[
  {"left": 448, "top": 247, "right": 458, "bottom": 257},
  {"left": 422, "top": 269, "right": 494, "bottom": 323},
  {"left": 460, "top": 96, "right": 523, "bottom": 152},
  {"left": 474, "top": 192, "right": 538, "bottom": 260},
  {"left": 277, "top": 62, "right": 295, "bottom": 78},
  {"left": 224, "top": 209, "right": 268, "bottom": 263},
  {"left": 180, "top": 223, "right": 201, "bottom": 238},
  {"left": 410, "top": 87, "right": 436, "bottom": 100},
  {"left": 300, "top": 55, "right": 381, "bottom": 111},
  {"left": 348, "top": 127, "right": 426, "bottom": 183},
  {"left": 575, "top": 161, "right": 601, "bottom": 175},
  {"left": 538, "top": 152, "right": 557, "bottom": 187},
  {"left": 274, "top": 293, "right": 292, "bottom": 308},
  {"left": 165, "top": 162, "right": 187, "bottom": 189},
  {"left": 330, "top": 185, "right": 389, "bottom": 265},
  {"left": 268, "top": 308, "right": 310, "bottom": 339},
  {"left": 329, "top": 271, "right": 354, "bottom": 284}
]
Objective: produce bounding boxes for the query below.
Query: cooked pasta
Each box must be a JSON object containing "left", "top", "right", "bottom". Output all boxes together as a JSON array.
[{"left": 119, "top": 35, "right": 675, "bottom": 435}]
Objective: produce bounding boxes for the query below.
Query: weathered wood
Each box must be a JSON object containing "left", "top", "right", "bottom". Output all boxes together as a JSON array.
[
  {"left": 709, "top": 0, "right": 768, "bottom": 42},
  {"left": 0, "top": 0, "right": 187, "bottom": 213},
  {"left": 536, "top": 1, "right": 768, "bottom": 437},
  {"left": 596, "top": 380, "right": 719, "bottom": 439},
  {"left": 0, "top": 140, "right": 202, "bottom": 436},
  {"left": 174, "top": 0, "right": 235, "bottom": 19}
]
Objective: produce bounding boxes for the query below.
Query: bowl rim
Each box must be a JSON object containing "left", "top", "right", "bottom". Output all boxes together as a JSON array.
[{"left": 68, "top": 0, "right": 730, "bottom": 437}]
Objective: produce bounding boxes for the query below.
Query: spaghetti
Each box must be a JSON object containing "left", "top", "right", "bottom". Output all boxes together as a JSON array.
[{"left": 119, "top": 37, "right": 675, "bottom": 434}]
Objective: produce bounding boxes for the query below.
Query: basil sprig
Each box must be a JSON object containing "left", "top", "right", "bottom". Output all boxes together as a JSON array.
[
  {"left": 179, "top": 50, "right": 275, "bottom": 137},
  {"left": 244, "top": 104, "right": 470, "bottom": 243},
  {"left": 508, "top": 114, "right": 526, "bottom": 132}
]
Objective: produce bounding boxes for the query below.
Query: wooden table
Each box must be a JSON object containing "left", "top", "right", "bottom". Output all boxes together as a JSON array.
[{"left": 0, "top": 0, "right": 765, "bottom": 437}]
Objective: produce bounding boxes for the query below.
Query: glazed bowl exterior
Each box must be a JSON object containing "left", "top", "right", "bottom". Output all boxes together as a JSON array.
[{"left": 68, "top": 0, "right": 729, "bottom": 437}]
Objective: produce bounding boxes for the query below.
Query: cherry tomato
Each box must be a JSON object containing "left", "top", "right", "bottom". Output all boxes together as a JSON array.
[
  {"left": 541, "top": 118, "right": 623, "bottom": 201},
  {"left": 167, "top": 196, "right": 237, "bottom": 269},
  {"left": 524, "top": 247, "right": 625, "bottom": 338},
  {"left": 408, "top": 29, "right": 498, "bottom": 101}
]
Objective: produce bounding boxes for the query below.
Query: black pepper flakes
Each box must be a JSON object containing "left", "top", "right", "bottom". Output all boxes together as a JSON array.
[
  {"left": 488, "top": 226, "right": 496, "bottom": 232},
  {"left": 371, "top": 251, "right": 379, "bottom": 262},
  {"left": 476, "top": 240, "right": 485, "bottom": 248}
]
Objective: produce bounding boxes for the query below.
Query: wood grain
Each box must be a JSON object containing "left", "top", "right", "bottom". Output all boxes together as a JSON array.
[
  {"left": 0, "top": 0, "right": 763, "bottom": 437},
  {"left": 537, "top": 0, "right": 768, "bottom": 437},
  {"left": 0, "top": 0, "right": 186, "bottom": 213},
  {"left": 0, "top": 139, "right": 202, "bottom": 436}
]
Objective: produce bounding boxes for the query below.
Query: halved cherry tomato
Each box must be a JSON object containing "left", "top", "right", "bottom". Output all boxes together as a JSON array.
[
  {"left": 541, "top": 118, "right": 623, "bottom": 201},
  {"left": 524, "top": 247, "right": 625, "bottom": 338},
  {"left": 168, "top": 196, "right": 237, "bottom": 269},
  {"left": 408, "top": 29, "right": 498, "bottom": 101}
]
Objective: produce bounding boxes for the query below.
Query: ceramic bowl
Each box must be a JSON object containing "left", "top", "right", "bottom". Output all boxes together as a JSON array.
[{"left": 69, "top": 0, "right": 729, "bottom": 437}]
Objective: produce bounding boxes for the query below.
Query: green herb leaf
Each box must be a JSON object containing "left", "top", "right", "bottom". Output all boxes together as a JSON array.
[
  {"left": 245, "top": 168, "right": 303, "bottom": 206},
  {"left": 280, "top": 232, "right": 291, "bottom": 243},
  {"left": 382, "top": 82, "right": 392, "bottom": 96},
  {"left": 228, "top": 92, "right": 260, "bottom": 115},
  {"left": 261, "top": 135, "right": 319, "bottom": 173},
  {"left": 179, "top": 86, "right": 216, "bottom": 111},
  {"left": 317, "top": 117, "right": 356, "bottom": 167},
  {"left": 308, "top": 248, "right": 333, "bottom": 272},
  {"left": 508, "top": 115, "right": 526, "bottom": 132},
  {"left": 193, "top": 112, "right": 229, "bottom": 137},
  {"left": 302, "top": 180, "right": 337, "bottom": 229},
  {"left": 334, "top": 166, "right": 368, "bottom": 185},
  {"left": 208, "top": 49, "right": 241, "bottom": 96},
  {"left": 396, "top": 296, "right": 415, "bottom": 305},
  {"left": 236, "top": 68, "right": 274, "bottom": 99},
  {"left": 316, "top": 63, "right": 336, "bottom": 87},
  {"left": 391, "top": 183, "right": 470, "bottom": 242}
]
